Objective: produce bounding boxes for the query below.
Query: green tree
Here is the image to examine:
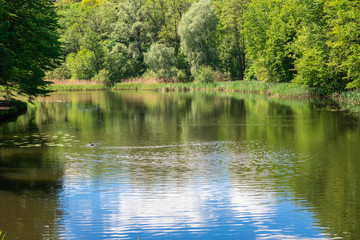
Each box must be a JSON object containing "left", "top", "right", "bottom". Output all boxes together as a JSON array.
[
  {"left": 66, "top": 48, "right": 97, "bottom": 79},
  {"left": 178, "top": 0, "right": 218, "bottom": 74},
  {"left": 156, "top": 0, "right": 193, "bottom": 56},
  {"left": 325, "top": 0, "right": 360, "bottom": 89},
  {"left": 290, "top": 0, "right": 334, "bottom": 91},
  {"left": 0, "top": 0, "right": 61, "bottom": 100},
  {"left": 144, "top": 43, "right": 179, "bottom": 80},
  {"left": 215, "top": 0, "right": 247, "bottom": 80},
  {"left": 53, "top": 1, "right": 117, "bottom": 81},
  {"left": 243, "top": 0, "right": 298, "bottom": 82},
  {"left": 111, "top": 0, "right": 153, "bottom": 76}
]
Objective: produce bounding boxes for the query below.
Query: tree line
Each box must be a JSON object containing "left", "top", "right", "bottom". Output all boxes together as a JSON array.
[{"left": 1, "top": 0, "right": 360, "bottom": 100}]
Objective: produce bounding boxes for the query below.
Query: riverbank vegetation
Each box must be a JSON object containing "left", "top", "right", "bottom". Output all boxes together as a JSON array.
[
  {"left": 113, "top": 81, "right": 315, "bottom": 98},
  {"left": 2, "top": 0, "right": 360, "bottom": 104},
  {"left": 0, "top": 99, "right": 27, "bottom": 122},
  {"left": 43, "top": 0, "right": 360, "bottom": 98},
  {"left": 47, "top": 80, "right": 108, "bottom": 91},
  {"left": 0, "top": 0, "right": 61, "bottom": 101}
]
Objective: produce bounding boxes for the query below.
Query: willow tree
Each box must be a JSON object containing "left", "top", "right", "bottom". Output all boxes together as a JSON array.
[
  {"left": 0, "top": 0, "right": 61, "bottom": 101},
  {"left": 178, "top": 0, "right": 218, "bottom": 74}
]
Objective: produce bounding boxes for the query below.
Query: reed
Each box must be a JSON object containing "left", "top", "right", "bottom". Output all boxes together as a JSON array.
[
  {"left": 335, "top": 90, "right": 360, "bottom": 104},
  {"left": 47, "top": 80, "right": 109, "bottom": 91},
  {"left": 113, "top": 81, "right": 316, "bottom": 98},
  {"left": 0, "top": 230, "right": 6, "bottom": 240}
]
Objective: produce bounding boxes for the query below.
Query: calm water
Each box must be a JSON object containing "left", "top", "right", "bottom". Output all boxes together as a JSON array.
[{"left": 1, "top": 91, "right": 360, "bottom": 239}]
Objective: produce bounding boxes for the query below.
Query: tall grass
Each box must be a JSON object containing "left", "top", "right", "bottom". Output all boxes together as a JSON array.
[
  {"left": 47, "top": 79, "right": 109, "bottom": 91},
  {"left": 0, "top": 230, "right": 6, "bottom": 240},
  {"left": 113, "top": 81, "right": 316, "bottom": 98},
  {"left": 335, "top": 90, "right": 360, "bottom": 104}
]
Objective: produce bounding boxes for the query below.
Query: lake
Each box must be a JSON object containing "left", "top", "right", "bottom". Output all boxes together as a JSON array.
[{"left": 0, "top": 91, "right": 360, "bottom": 239}]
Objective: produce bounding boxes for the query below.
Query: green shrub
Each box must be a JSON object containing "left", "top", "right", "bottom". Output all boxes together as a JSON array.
[
  {"left": 45, "top": 63, "right": 71, "bottom": 80},
  {"left": 92, "top": 69, "right": 111, "bottom": 84},
  {"left": 194, "top": 66, "right": 215, "bottom": 83},
  {"left": 144, "top": 43, "right": 178, "bottom": 80},
  {"left": 66, "top": 48, "right": 97, "bottom": 80}
]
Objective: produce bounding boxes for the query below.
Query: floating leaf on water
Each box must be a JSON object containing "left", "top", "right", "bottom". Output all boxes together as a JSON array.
[
  {"left": 56, "top": 144, "right": 65, "bottom": 147},
  {"left": 34, "top": 144, "right": 41, "bottom": 147}
]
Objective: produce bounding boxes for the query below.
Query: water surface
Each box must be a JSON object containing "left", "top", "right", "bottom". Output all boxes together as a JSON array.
[{"left": 1, "top": 91, "right": 360, "bottom": 239}]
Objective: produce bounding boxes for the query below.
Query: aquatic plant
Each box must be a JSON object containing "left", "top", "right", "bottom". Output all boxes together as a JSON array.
[
  {"left": 113, "top": 80, "right": 316, "bottom": 98},
  {"left": 0, "top": 230, "right": 6, "bottom": 240}
]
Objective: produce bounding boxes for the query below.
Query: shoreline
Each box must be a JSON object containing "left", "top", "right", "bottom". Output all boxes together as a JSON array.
[
  {"left": 0, "top": 100, "right": 28, "bottom": 123},
  {"left": 2, "top": 80, "right": 359, "bottom": 122},
  {"left": 48, "top": 80, "right": 360, "bottom": 104}
]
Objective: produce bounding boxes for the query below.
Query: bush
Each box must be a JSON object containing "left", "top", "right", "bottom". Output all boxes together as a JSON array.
[
  {"left": 66, "top": 48, "right": 97, "bottom": 80},
  {"left": 194, "top": 66, "right": 215, "bottom": 83},
  {"left": 144, "top": 43, "right": 177, "bottom": 80},
  {"left": 214, "top": 70, "right": 231, "bottom": 82},
  {"left": 45, "top": 64, "right": 71, "bottom": 80},
  {"left": 92, "top": 69, "right": 111, "bottom": 84}
]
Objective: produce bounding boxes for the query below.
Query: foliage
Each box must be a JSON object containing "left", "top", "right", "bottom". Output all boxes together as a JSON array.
[
  {"left": 0, "top": 0, "right": 61, "bottom": 100},
  {"left": 92, "top": 69, "right": 110, "bottom": 84},
  {"left": 0, "top": 230, "right": 6, "bottom": 240},
  {"left": 110, "top": 0, "right": 152, "bottom": 77},
  {"left": 66, "top": 48, "right": 97, "bottom": 80},
  {"left": 144, "top": 43, "right": 180, "bottom": 80},
  {"left": 194, "top": 66, "right": 215, "bottom": 84},
  {"left": 178, "top": 0, "right": 218, "bottom": 74},
  {"left": 155, "top": 0, "right": 193, "bottom": 55},
  {"left": 325, "top": 0, "right": 360, "bottom": 89},
  {"left": 45, "top": 63, "right": 71, "bottom": 80},
  {"left": 113, "top": 80, "right": 314, "bottom": 98},
  {"left": 39, "top": 0, "right": 360, "bottom": 94},
  {"left": 244, "top": 0, "right": 298, "bottom": 83},
  {"left": 215, "top": 0, "right": 247, "bottom": 80}
]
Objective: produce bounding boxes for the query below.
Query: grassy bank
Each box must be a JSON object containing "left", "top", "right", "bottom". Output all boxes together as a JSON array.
[
  {"left": 0, "top": 99, "right": 27, "bottom": 122},
  {"left": 113, "top": 81, "right": 319, "bottom": 98},
  {"left": 22, "top": 79, "right": 360, "bottom": 104},
  {"left": 47, "top": 80, "right": 109, "bottom": 91},
  {"left": 333, "top": 90, "right": 360, "bottom": 104}
]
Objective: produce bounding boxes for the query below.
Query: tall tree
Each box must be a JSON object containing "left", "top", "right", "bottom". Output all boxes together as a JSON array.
[
  {"left": 111, "top": 0, "right": 153, "bottom": 76},
  {"left": 325, "top": 0, "right": 360, "bottom": 89},
  {"left": 0, "top": 0, "right": 61, "bottom": 100},
  {"left": 244, "top": 0, "right": 298, "bottom": 82},
  {"left": 156, "top": 0, "right": 192, "bottom": 56},
  {"left": 215, "top": 0, "right": 247, "bottom": 80},
  {"left": 290, "top": 0, "right": 333, "bottom": 90},
  {"left": 178, "top": 0, "right": 218, "bottom": 74}
]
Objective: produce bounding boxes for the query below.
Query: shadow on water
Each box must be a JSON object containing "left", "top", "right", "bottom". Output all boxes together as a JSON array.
[{"left": 0, "top": 141, "right": 64, "bottom": 240}]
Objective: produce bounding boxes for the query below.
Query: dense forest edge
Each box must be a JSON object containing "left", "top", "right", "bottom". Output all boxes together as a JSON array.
[{"left": 2, "top": 0, "right": 360, "bottom": 116}]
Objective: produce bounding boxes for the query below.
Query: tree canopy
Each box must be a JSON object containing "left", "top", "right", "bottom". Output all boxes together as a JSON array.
[
  {"left": 0, "top": 0, "right": 61, "bottom": 100},
  {"left": 3, "top": 0, "right": 360, "bottom": 95}
]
